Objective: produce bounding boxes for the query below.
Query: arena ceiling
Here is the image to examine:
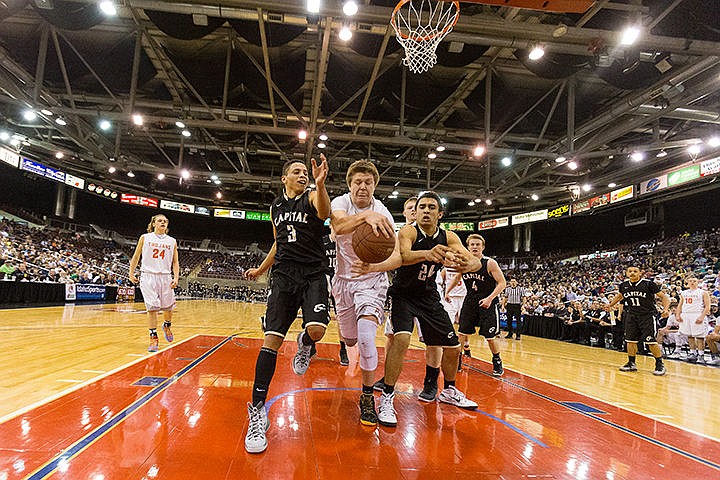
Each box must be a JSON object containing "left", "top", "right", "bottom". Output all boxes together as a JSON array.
[{"left": 1, "top": 0, "right": 719, "bottom": 219}]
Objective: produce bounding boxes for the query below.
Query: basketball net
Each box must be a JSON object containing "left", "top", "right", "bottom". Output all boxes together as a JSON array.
[{"left": 391, "top": 0, "right": 460, "bottom": 74}]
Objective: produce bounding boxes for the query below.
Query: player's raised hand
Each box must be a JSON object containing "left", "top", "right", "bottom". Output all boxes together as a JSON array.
[
  {"left": 426, "top": 244, "right": 450, "bottom": 263},
  {"left": 365, "top": 211, "right": 394, "bottom": 238},
  {"left": 311, "top": 153, "right": 329, "bottom": 186}
]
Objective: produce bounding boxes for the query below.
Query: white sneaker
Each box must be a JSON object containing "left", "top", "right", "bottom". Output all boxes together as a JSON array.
[
  {"left": 245, "top": 402, "right": 270, "bottom": 453},
  {"left": 438, "top": 385, "right": 478, "bottom": 410},
  {"left": 709, "top": 356, "right": 720, "bottom": 366},
  {"left": 292, "top": 332, "right": 312, "bottom": 375},
  {"left": 377, "top": 392, "right": 397, "bottom": 427}
]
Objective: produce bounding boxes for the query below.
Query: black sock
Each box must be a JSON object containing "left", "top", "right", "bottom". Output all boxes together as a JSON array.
[
  {"left": 383, "top": 383, "right": 395, "bottom": 395},
  {"left": 492, "top": 352, "right": 500, "bottom": 360},
  {"left": 339, "top": 341, "right": 347, "bottom": 353},
  {"left": 655, "top": 356, "right": 664, "bottom": 365},
  {"left": 252, "top": 347, "right": 277, "bottom": 406},
  {"left": 362, "top": 385, "right": 374, "bottom": 395},
  {"left": 628, "top": 355, "right": 636, "bottom": 363},
  {"left": 163, "top": 321, "right": 171, "bottom": 327},
  {"left": 444, "top": 379, "right": 455, "bottom": 390},
  {"left": 149, "top": 328, "right": 157, "bottom": 337},
  {"left": 301, "top": 330, "right": 315, "bottom": 346},
  {"left": 424, "top": 365, "right": 440, "bottom": 385}
]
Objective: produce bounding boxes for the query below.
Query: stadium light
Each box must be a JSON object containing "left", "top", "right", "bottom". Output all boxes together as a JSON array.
[
  {"left": 473, "top": 145, "right": 485, "bottom": 157},
  {"left": 468, "top": 201, "right": 475, "bottom": 206},
  {"left": 132, "top": 114, "right": 143, "bottom": 126},
  {"left": 181, "top": 169, "right": 190, "bottom": 179},
  {"left": 485, "top": 199, "right": 492, "bottom": 206},
  {"left": 555, "top": 156, "right": 566, "bottom": 163},
  {"left": 317, "top": 142, "right": 326, "bottom": 149},
  {"left": 501, "top": 156, "right": 512, "bottom": 167},
  {"left": 440, "top": 197, "right": 447, "bottom": 205},
  {"left": 40, "top": 109, "right": 53, "bottom": 116},
  {"left": 343, "top": 1, "right": 358, "bottom": 16},
  {"left": 428, "top": 152, "right": 437, "bottom": 159},
  {"left": 531, "top": 193, "right": 539, "bottom": 201},
  {"left": 298, "top": 129, "right": 307, "bottom": 140},
  {"left": 157, "top": 173, "right": 165, "bottom": 180},
  {"left": 568, "top": 160, "right": 578, "bottom": 170},
  {"left": 181, "top": 129, "right": 191, "bottom": 137},
  {"left": 620, "top": 25, "right": 641, "bottom": 46},
  {"left": 127, "top": 171, "right": 135, "bottom": 178},
  {"left": 708, "top": 136, "right": 720, "bottom": 148},
  {"left": 99, "top": 119, "right": 111, "bottom": 131},
  {"left": 55, "top": 117, "right": 67, "bottom": 126},
  {"left": 608, "top": 182, "right": 617, "bottom": 188},
  {"left": 55, "top": 152, "right": 64, "bottom": 159},
  {"left": 688, "top": 144, "right": 702, "bottom": 155},
  {"left": 630, "top": 151, "right": 645, "bottom": 162},
  {"left": 582, "top": 184, "right": 592, "bottom": 192},
  {"left": 175, "top": 121, "right": 185, "bottom": 129},
  {"left": 216, "top": 192, "right": 222, "bottom": 199},
  {"left": 23, "top": 110, "right": 37, "bottom": 121},
  {"left": 436, "top": 145, "right": 446, "bottom": 152},
  {"left": 528, "top": 45, "right": 545, "bottom": 61},
  {"left": 108, "top": 166, "right": 116, "bottom": 173},
  {"left": 307, "top": 0, "right": 320, "bottom": 14},
  {"left": 0, "top": 131, "right": 9, "bottom": 141},
  {"left": 319, "top": 133, "right": 328, "bottom": 141},
  {"left": 99, "top": 1, "right": 117, "bottom": 16},
  {"left": 338, "top": 26, "right": 352, "bottom": 41}
]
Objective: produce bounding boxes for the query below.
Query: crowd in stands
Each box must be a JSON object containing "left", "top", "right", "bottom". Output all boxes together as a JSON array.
[
  {"left": 0, "top": 218, "right": 130, "bottom": 285},
  {"left": 197, "top": 252, "right": 265, "bottom": 279},
  {"left": 178, "top": 282, "right": 268, "bottom": 303},
  {"left": 500, "top": 227, "right": 720, "bottom": 364}
]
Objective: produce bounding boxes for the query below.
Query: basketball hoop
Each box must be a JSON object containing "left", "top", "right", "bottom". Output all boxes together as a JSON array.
[{"left": 391, "top": 0, "right": 460, "bottom": 74}]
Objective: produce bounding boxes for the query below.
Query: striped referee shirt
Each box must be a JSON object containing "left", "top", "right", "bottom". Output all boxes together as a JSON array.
[{"left": 505, "top": 285, "right": 525, "bottom": 305}]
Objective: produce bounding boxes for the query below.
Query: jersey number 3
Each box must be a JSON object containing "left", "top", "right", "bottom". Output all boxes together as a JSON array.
[
  {"left": 152, "top": 248, "right": 166, "bottom": 259},
  {"left": 287, "top": 225, "right": 297, "bottom": 243}
]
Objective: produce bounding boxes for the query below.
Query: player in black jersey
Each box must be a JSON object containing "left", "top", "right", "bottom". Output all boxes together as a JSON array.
[
  {"left": 377, "top": 191, "right": 481, "bottom": 427},
  {"left": 446, "top": 234, "right": 507, "bottom": 376},
  {"left": 243, "top": 155, "right": 330, "bottom": 454},
  {"left": 323, "top": 229, "right": 349, "bottom": 366},
  {"left": 605, "top": 266, "right": 670, "bottom": 376}
]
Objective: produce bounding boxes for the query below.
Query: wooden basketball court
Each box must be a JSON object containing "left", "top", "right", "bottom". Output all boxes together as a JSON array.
[{"left": 1, "top": 300, "right": 719, "bottom": 479}]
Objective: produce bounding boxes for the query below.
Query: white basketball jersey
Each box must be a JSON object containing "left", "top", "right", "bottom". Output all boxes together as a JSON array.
[
  {"left": 141, "top": 232, "right": 176, "bottom": 274},
  {"left": 444, "top": 266, "right": 467, "bottom": 296},
  {"left": 331, "top": 193, "right": 395, "bottom": 281},
  {"left": 680, "top": 288, "right": 705, "bottom": 314}
]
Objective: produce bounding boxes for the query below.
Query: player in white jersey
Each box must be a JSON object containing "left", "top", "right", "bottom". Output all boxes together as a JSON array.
[
  {"left": 331, "top": 160, "right": 401, "bottom": 426},
  {"left": 676, "top": 275, "right": 710, "bottom": 363},
  {"left": 129, "top": 214, "right": 180, "bottom": 352},
  {"left": 438, "top": 265, "right": 466, "bottom": 324}
]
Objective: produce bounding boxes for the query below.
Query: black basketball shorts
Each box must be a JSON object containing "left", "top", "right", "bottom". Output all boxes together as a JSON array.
[
  {"left": 624, "top": 312, "right": 657, "bottom": 344},
  {"left": 389, "top": 290, "right": 459, "bottom": 347},
  {"left": 263, "top": 262, "right": 330, "bottom": 338},
  {"left": 458, "top": 299, "right": 501, "bottom": 339}
]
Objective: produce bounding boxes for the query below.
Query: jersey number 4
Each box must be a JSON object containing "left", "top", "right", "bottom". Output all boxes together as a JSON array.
[{"left": 152, "top": 248, "right": 166, "bottom": 259}]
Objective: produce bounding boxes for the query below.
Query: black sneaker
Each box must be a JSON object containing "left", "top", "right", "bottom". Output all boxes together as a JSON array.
[
  {"left": 653, "top": 363, "right": 666, "bottom": 376},
  {"left": 359, "top": 393, "right": 378, "bottom": 426},
  {"left": 309, "top": 342, "right": 317, "bottom": 358},
  {"left": 492, "top": 357, "right": 504, "bottom": 377},
  {"left": 457, "top": 354, "right": 463, "bottom": 372},
  {"left": 515, "top": 334, "right": 521, "bottom": 340},
  {"left": 372, "top": 378, "right": 385, "bottom": 392},
  {"left": 619, "top": 362, "right": 638, "bottom": 372},
  {"left": 339, "top": 349, "right": 349, "bottom": 366},
  {"left": 418, "top": 381, "right": 438, "bottom": 402}
]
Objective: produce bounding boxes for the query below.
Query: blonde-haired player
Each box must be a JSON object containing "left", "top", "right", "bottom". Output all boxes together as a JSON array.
[
  {"left": 676, "top": 276, "right": 711, "bottom": 363},
  {"left": 129, "top": 214, "right": 180, "bottom": 352}
]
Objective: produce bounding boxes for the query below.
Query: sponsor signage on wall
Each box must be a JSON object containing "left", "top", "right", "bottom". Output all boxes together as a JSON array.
[
  {"left": 477, "top": 217, "right": 509, "bottom": 230},
  {"left": 440, "top": 222, "right": 474, "bottom": 231},
  {"left": 74, "top": 284, "right": 106, "bottom": 301},
  {"left": 214, "top": 209, "right": 246, "bottom": 219},
  {"left": 610, "top": 185, "right": 634, "bottom": 203},
  {"left": 589, "top": 193, "right": 610, "bottom": 209},
  {"left": 639, "top": 175, "right": 668, "bottom": 195},
  {"left": 668, "top": 165, "right": 700, "bottom": 186},
  {"left": 572, "top": 199, "right": 590, "bottom": 214},
  {"left": 120, "top": 193, "right": 158, "bottom": 208},
  {"left": 700, "top": 157, "right": 720, "bottom": 177},
  {"left": 20, "top": 158, "right": 65, "bottom": 182},
  {"left": 0, "top": 147, "right": 19, "bottom": 167},
  {"left": 194, "top": 206, "right": 211, "bottom": 216},
  {"left": 64, "top": 173, "right": 85, "bottom": 190},
  {"left": 511, "top": 209, "right": 548, "bottom": 225},
  {"left": 245, "top": 211, "right": 272, "bottom": 221},
  {"left": 160, "top": 199, "right": 195, "bottom": 214},
  {"left": 547, "top": 204, "right": 570, "bottom": 219}
]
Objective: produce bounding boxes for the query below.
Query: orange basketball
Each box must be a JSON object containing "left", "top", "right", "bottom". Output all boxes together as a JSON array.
[{"left": 352, "top": 222, "right": 396, "bottom": 264}]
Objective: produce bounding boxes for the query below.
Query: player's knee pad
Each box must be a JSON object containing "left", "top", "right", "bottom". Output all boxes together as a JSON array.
[{"left": 357, "top": 318, "right": 379, "bottom": 371}]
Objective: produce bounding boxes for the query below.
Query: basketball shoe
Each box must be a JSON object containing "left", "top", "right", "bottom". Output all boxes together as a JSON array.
[
  {"left": 653, "top": 361, "right": 666, "bottom": 376},
  {"left": 377, "top": 392, "right": 397, "bottom": 427},
  {"left": 245, "top": 402, "right": 270, "bottom": 453},
  {"left": 339, "top": 348, "right": 349, "bottom": 366},
  {"left": 148, "top": 332, "right": 159, "bottom": 353},
  {"left": 492, "top": 357, "right": 504, "bottom": 377},
  {"left": 418, "top": 378, "right": 438, "bottom": 402},
  {"left": 359, "top": 393, "right": 378, "bottom": 426},
  {"left": 293, "top": 332, "right": 313, "bottom": 375},
  {"left": 438, "top": 386, "right": 478, "bottom": 410},
  {"left": 619, "top": 362, "right": 637, "bottom": 372},
  {"left": 162, "top": 321, "right": 173, "bottom": 342}
]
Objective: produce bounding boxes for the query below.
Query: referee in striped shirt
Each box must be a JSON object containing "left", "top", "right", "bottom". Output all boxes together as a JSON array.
[{"left": 503, "top": 279, "right": 525, "bottom": 339}]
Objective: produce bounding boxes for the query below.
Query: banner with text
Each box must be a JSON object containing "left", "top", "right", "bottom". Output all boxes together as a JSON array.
[
  {"left": 160, "top": 199, "right": 195, "bottom": 214},
  {"left": 701, "top": 157, "right": 720, "bottom": 177},
  {"left": 610, "top": 185, "right": 634, "bottom": 203},
  {"left": 64, "top": 173, "right": 85, "bottom": 190},
  {"left": 547, "top": 204, "right": 570, "bottom": 219},
  {"left": 20, "top": 158, "right": 65, "bottom": 182},
  {"left": 477, "top": 217, "right": 509, "bottom": 230},
  {"left": 512, "top": 209, "right": 548, "bottom": 225},
  {"left": 668, "top": 165, "right": 700, "bottom": 187},
  {"left": 441, "top": 222, "right": 474, "bottom": 231},
  {"left": 0, "top": 147, "right": 19, "bottom": 168},
  {"left": 195, "top": 206, "right": 211, "bottom": 216},
  {"left": 572, "top": 199, "right": 590, "bottom": 214},
  {"left": 74, "top": 284, "right": 106, "bottom": 301},
  {"left": 120, "top": 193, "right": 158, "bottom": 208},
  {"left": 245, "top": 211, "right": 272, "bottom": 221},
  {"left": 639, "top": 174, "right": 668, "bottom": 195},
  {"left": 214, "top": 209, "right": 246, "bottom": 219}
]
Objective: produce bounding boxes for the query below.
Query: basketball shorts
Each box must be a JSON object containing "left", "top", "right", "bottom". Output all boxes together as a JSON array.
[
  {"left": 383, "top": 316, "right": 424, "bottom": 341},
  {"left": 624, "top": 313, "right": 657, "bottom": 343},
  {"left": 458, "top": 298, "right": 501, "bottom": 339},
  {"left": 389, "top": 289, "right": 458, "bottom": 347},
  {"left": 263, "top": 262, "right": 330, "bottom": 338},
  {"left": 332, "top": 274, "right": 388, "bottom": 341},
  {"left": 678, "top": 314, "right": 708, "bottom": 337},
  {"left": 139, "top": 272, "right": 175, "bottom": 312}
]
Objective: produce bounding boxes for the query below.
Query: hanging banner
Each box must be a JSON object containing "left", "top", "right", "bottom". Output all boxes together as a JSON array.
[
  {"left": 639, "top": 175, "right": 668, "bottom": 195},
  {"left": 700, "top": 157, "right": 720, "bottom": 177},
  {"left": 214, "top": 209, "right": 246, "bottom": 219},
  {"left": 512, "top": 209, "right": 548, "bottom": 225},
  {"left": 0, "top": 146, "right": 19, "bottom": 167},
  {"left": 245, "top": 211, "right": 272, "bottom": 221},
  {"left": 572, "top": 200, "right": 590, "bottom": 214},
  {"left": 120, "top": 193, "right": 158, "bottom": 208},
  {"left": 589, "top": 193, "right": 610, "bottom": 209},
  {"left": 547, "top": 204, "right": 570, "bottom": 219},
  {"left": 64, "top": 173, "right": 85, "bottom": 190},
  {"left": 477, "top": 217, "right": 509, "bottom": 230},
  {"left": 195, "top": 206, "right": 211, "bottom": 216},
  {"left": 440, "top": 222, "right": 474, "bottom": 231},
  {"left": 20, "top": 158, "right": 65, "bottom": 182},
  {"left": 668, "top": 165, "right": 700, "bottom": 186},
  {"left": 610, "top": 185, "right": 634, "bottom": 203},
  {"left": 160, "top": 199, "right": 195, "bottom": 214}
]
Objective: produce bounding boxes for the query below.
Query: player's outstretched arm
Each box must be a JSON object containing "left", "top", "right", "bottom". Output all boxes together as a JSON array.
[
  {"left": 350, "top": 235, "right": 402, "bottom": 276},
  {"left": 310, "top": 153, "right": 331, "bottom": 220},
  {"left": 445, "top": 231, "right": 481, "bottom": 272},
  {"left": 331, "top": 209, "right": 393, "bottom": 238}
]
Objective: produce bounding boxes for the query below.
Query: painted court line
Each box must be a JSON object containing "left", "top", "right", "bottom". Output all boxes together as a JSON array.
[{"left": 25, "top": 335, "right": 234, "bottom": 480}]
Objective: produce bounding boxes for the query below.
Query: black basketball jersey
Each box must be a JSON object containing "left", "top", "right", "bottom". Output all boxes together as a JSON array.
[
  {"left": 271, "top": 190, "right": 326, "bottom": 266},
  {"left": 392, "top": 225, "right": 447, "bottom": 294},
  {"left": 461, "top": 257, "right": 497, "bottom": 303},
  {"left": 323, "top": 233, "right": 336, "bottom": 278},
  {"left": 619, "top": 278, "right": 661, "bottom": 315}
]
